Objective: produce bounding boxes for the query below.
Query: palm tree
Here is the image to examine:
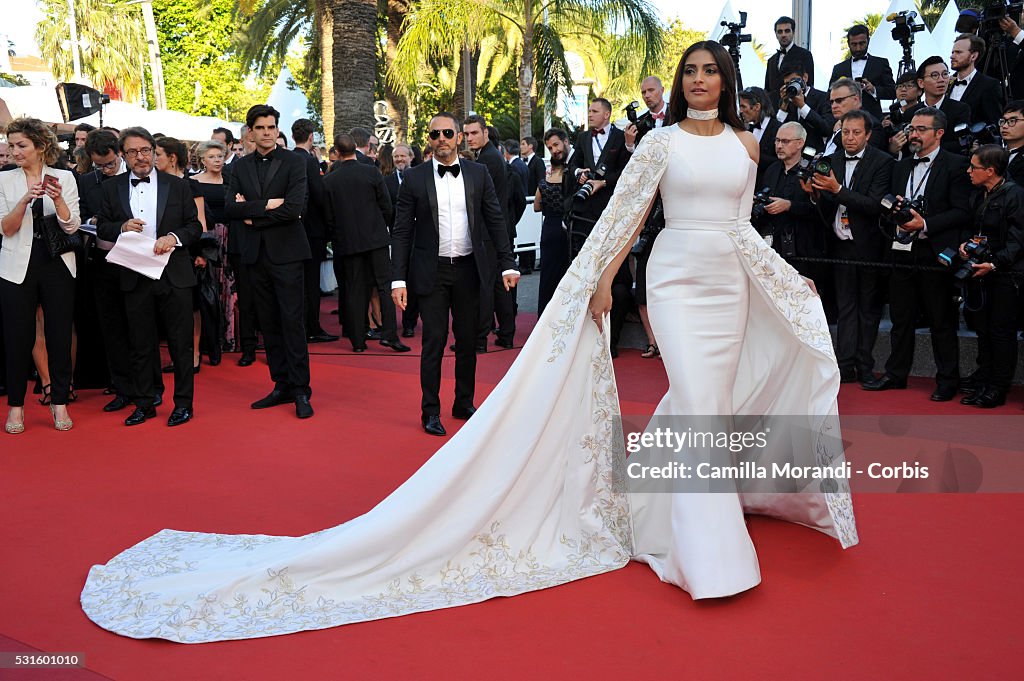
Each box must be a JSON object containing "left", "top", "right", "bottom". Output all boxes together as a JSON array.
[
  {"left": 35, "top": 0, "right": 147, "bottom": 100},
  {"left": 392, "top": 0, "right": 663, "bottom": 140},
  {"left": 236, "top": 0, "right": 410, "bottom": 143},
  {"left": 840, "top": 13, "right": 884, "bottom": 61}
]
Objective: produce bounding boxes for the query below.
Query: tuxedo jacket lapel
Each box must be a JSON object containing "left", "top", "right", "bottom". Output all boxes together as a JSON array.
[
  {"left": 156, "top": 172, "right": 169, "bottom": 229},
  {"left": 118, "top": 175, "right": 132, "bottom": 218},
  {"left": 461, "top": 161, "right": 476, "bottom": 236},
  {"left": 425, "top": 165, "right": 439, "bottom": 233},
  {"left": 262, "top": 157, "right": 282, "bottom": 193},
  {"left": 243, "top": 158, "right": 260, "bottom": 199}
]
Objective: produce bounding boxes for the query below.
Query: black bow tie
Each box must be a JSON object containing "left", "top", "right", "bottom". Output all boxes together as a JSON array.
[
  {"left": 952, "top": 79, "right": 968, "bottom": 87},
  {"left": 130, "top": 176, "right": 150, "bottom": 187},
  {"left": 777, "top": 47, "right": 788, "bottom": 56},
  {"left": 851, "top": 56, "right": 866, "bottom": 62},
  {"left": 845, "top": 155, "right": 862, "bottom": 161},
  {"left": 912, "top": 156, "right": 931, "bottom": 165},
  {"left": 437, "top": 163, "right": 460, "bottom": 178},
  {"left": 592, "top": 128, "right": 605, "bottom": 136}
]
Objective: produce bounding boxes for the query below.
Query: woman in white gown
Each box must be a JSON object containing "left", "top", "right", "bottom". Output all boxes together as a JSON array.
[{"left": 81, "top": 43, "right": 857, "bottom": 642}]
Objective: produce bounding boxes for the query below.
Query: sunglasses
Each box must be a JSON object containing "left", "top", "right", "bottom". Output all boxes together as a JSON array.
[{"left": 428, "top": 129, "right": 456, "bottom": 140}]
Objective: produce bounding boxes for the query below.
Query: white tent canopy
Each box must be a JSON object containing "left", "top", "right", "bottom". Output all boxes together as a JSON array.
[
  {"left": 931, "top": 0, "right": 963, "bottom": 57},
  {"left": 0, "top": 85, "right": 243, "bottom": 141},
  {"left": 867, "top": 0, "right": 944, "bottom": 85},
  {"left": 707, "top": 0, "right": 767, "bottom": 91}
]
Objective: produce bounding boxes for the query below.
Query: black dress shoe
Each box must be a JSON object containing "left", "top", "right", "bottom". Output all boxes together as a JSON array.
[
  {"left": 308, "top": 332, "right": 340, "bottom": 343},
  {"left": 449, "top": 343, "right": 457, "bottom": 352},
  {"left": 380, "top": 339, "right": 411, "bottom": 352},
  {"left": 103, "top": 395, "right": 131, "bottom": 412},
  {"left": 251, "top": 389, "right": 292, "bottom": 409},
  {"left": 237, "top": 352, "right": 256, "bottom": 367},
  {"left": 960, "top": 390, "right": 984, "bottom": 406},
  {"left": 193, "top": 362, "right": 201, "bottom": 375},
  {"left": 167, "top": 407, "right": 193, "bottom": 427},
  {"left": 352, "top": 345, "right": 367, "bottom": 353},
  {"left": 475, "top": 344, "right": 487, "bottom": 354},
  {"left": 161, "top": 363, "right": 174, "bottom": 374},
  {"left": 422, "top": 414, "right": 446, "bottom": 436},
  {"left": 839, "top": 368, "right": 858, "bottom": 384},
  {"left": 494, "top": 338, "right": 514, "bottom": 349},
  {"left": 973, "top": 388, "right": 1007, "bottom": 408},
  {"left": 153, "top": 393, "right": 164, "bottom": 407},
  {"left": 295, "top": 395, "right": 314, "bottom": 419},
  {"left": 401, "top": 327, "right": 415, "bottom": 338},
  {"left": 209, "top": 357, "right": 221, "bottom": 367},
  {"left": 452, "top": 406, "right": 476, "bottom": 420},
  {"left": 125, "top": 406, "right": 156, "bottom": 426},
  {"left": 365, "top": 327, "right": 383, "bottom": 341},
  {"left": 930, "top": 385, "right": 958, "bottom": 402},
  {"left": 862, "top": 375, "right": 907, "bottom": 391}
]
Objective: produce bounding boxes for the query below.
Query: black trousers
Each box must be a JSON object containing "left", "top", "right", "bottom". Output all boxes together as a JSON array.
[
  {"left": 343, "top": 247, "right": 399, "bottom": 348},
  {"left": 92, "top": 255, "right": 133, "bottom": 398},
  {"left": 124, "top": 277, "right": 194, "bottom": 410},
  {"left": 331, "top": 247, "right": 347, "bottom": 338},
  {"left": 609, "top": 261, "right": 634, "bottom": 352},
  {"left": 401, "top": 288, "right": 420, "bottom": 332},
  {"left": 228, "top": 253, "right": 258, "bottom": 353},
  {"left": 966, "top": 275, "right": 1021, "bottom": 391},
  {"left": 303, "top": 237, "right": 326, "bottom": 335},
  {"left": 0, "top": 241, "right": 75, "bottom": 407},
  {"left": 420, "top": 257, "right": 479, "bottom": 417},
  {"left": 250, "top": 244, "right": 310, "bottom": 397},
  {"left": 537, "top": 215, "right": 569, "bottom": 316},
  {"left": 885, "top": 250, "right": 960, "bottom": 388},
  {"left": 832, "top": 240, "right": 885, "bottom": 375},
  {"left": 518, "top": 249, "right": 536, "bottom": 273},
  {"left": 492, "top": 276, "right": 517, "bottom": 344}
]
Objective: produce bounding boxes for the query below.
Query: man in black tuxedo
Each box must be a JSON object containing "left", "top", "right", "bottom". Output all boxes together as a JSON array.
[
  {"left": 503, "top": 140, "right": 530, "bottom": 190},
  {"left": 804, "top": 110, "right": 895, "bottom": 384},
  {"left": 384, "top": 144, "right": 420, "bottom": 337},
  {"left": 96, "top": 127, "right": 201, "bottom": 427},
  {"left": 351, "top": 127, "right": 377, "bottom": 166},
  {"left": 883, "top": 72, "right": 925, "bottom": 158},
  {"left": 829, "top": 24, "right": 896, "bottom": 121},
  {"left": 1000, "top": 100, "right": 1024, "bottom": 182},
  {"left": 291, "top": 118, "right": 337, "bottom": 344},
  {"left": 863, "top": 108, "right": 972, "bottom": 401},
  {"left": 820, "top": 79, "right": 888, "bottom": 156},
  {"left": 765, "top": 15, "right": 814, "bottom": 93},
  {"left": 916, "top": 56, "right": 972, "bottom": 155},
  {"left": 624, "top": 76, "right": 670, "bottom": 155},
  {"left": 225, "top": 104, "right": 314, "bottom": 419},
  {"left": 323, "top": 134, "right": 409, "bottom": 353},
  {"left": 738, "top": 87, "right": 781, "bottom": 187},
  {"left": 465, "top": 114, "right": 516, "bottom": 350},
  {"left": 391, "top": 112, "right": 519, "bottom": 436},
  {"left": 999, "top": 15, "right": 1024, "bottom": 98},
  {"left": 565, "top": 98, "right": 631, "bottom": 254},
  {"left": 949, "top": 33, "right": 1005, "bottom": 127},
  {"left": 772, "top": 63, "right": 832, "bottom": 153},
  {"left": 520, "top": 136, "right": 546, "bottom": 195}
]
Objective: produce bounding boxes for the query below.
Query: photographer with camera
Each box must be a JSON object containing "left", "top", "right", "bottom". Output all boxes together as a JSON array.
[
  {"left": 773, "top": 63, "right": 832, "bottom": 152},
  {"left": 803, "top": 110, "right": 894, "bottom": 384},
  {"left": 916, "top": 56, "right": 973, "bottom": 155},
  {"left": 863, "top": 107, "right": 972, "bottom": 400},
  {"left": 949, "top": 34, "right": 1004, "bottom": 127},
  {"left": 565, "top": 98, "right": 630, "bottom": 255},
  {"left": 766, "top": 16, "right": 814, "bottom": 93},
  {"left": 829, "top": 24, "right": 897, "bottom": 121},
  {"left": 996, "top": 10, "right": 1024, "bottom": 98},
  {"left": 739, "top": 87, "right": 781, "bottom": 186},
  {"left": 954, "top": 144, "right": 1024, "bottom": 407},
  {"left": 624, "top": 76, "right": 668, "bottom": 153},
  {"left": 759, "top": 122, "right": 822, "bottom": 275},
  {"left": 885, "top": 72, "right": 925, "bottom": 157}
]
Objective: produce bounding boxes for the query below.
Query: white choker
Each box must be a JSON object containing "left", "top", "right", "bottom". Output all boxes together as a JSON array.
[{"left": 687, "top": 107, "right": 719, "bottom": 120}]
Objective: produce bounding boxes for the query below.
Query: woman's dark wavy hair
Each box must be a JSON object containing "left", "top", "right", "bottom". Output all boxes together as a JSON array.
[
  {"left": 667, "top": 41, "right": 744, "bottom": 131},
  {"left": 155, "top": 136, "right": 188, "bottom": 173}
]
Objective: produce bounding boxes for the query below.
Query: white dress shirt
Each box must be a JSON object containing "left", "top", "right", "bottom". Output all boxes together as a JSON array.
[
  {"left": 901, "top": 145, "right": 941, "bottom": 241},
  {"left": 129, "top": 168, "right": 158, "bottom": 241},
  {"left": 432, "top": 159, "right": 472, "bottom": 258},
  {"left": 590, "top": 127, "right": 609, "bottom": 162},
  {"left": 751, "top": 116, "right": 769, "bottom": 143},
  {"left": 833, "top": 151, "right": 863, "bottom": 241},
  {"left": 851, "top": 56, "right": 868, "bottom": 81},
  {"left": 949, "top": 68, "right": 977, "bottom": 102}
]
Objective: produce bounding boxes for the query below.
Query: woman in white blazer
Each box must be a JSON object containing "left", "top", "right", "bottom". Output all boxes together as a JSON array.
[{"left": 0, "top": 117, "right": 81, "bottom": 433}]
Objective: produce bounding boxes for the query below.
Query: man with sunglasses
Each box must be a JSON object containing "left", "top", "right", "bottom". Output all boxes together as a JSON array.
[
  {"left": 391, "top": 113, "right": 519, "bottom": 436},
  {"left": 821, "top": 78, "right": 886, "bottom": 156},
  {"left": 915, "top": 55, "right": 972, "bottom": 155},
  {"left": 863, "top": 107, "right": 972, "bottom": 401}
]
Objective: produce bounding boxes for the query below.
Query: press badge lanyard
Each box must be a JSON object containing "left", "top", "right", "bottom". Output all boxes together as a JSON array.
[{"left": 907, "top": 162, "right": 933, "bottom": 202}]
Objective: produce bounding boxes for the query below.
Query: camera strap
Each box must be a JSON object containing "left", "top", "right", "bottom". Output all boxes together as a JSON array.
[
  {"left": 907, "top": 162, "right": 933, "bottom": 201},
  {"left": 975, "top": 179, "right": 1009, "bottom": 238}
]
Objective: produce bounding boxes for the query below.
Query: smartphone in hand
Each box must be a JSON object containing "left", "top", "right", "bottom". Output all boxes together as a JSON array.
[{"left": 42, "top": 174, "right": 59, "bottom": 190}]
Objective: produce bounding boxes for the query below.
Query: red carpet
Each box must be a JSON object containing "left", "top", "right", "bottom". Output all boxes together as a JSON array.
[{"left": 1, "top": 307, "right": 1021, "bottom": 680}]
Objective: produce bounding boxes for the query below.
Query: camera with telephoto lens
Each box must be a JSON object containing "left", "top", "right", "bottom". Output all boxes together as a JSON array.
[
  {"left": 573, "top": 162, "right": 608, "bottom": 201},
  {"left": 937, "top": 237, "right": 992, "bottom": 284},
  {"left": 880, "top": 193, "right": 928, "bottom": 243},
  {"left": 750, "top": 187, "right": 773, "bottom": 226},
  {"left": 719, "top": 11, "right": 752, "bottom": 49},
  {"left": 625, "top": 101, "right": 657, "bottom": 139},
  {"left": 784, "top": 77, "right": 805, "bottom": 100},
  {"left": 889, "top": 10, "right": 926, "bottom": 43},
  {"left": 794, "top": 147, "right": 832, "bottom": 182},
  {"left": 954, "top": 122, "right": 1003, "bottom": 154}
]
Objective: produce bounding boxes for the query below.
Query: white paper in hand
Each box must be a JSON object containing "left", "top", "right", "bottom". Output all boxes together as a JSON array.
[{"left": 106, "top": 231, "right": 172, "bottom": 280}]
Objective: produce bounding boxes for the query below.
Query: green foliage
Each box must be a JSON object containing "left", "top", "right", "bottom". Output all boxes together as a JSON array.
[
  {"left": 153, "top": 0, "right": 276, "bottom": 120},
  {"left": 654, "top": 19, "right": 706, "bottom": 95},
  {"left": 0, "top": 72, "right": 32, "bottom": 86},
  {"left": 841, "top": 13, "right": 884, "bottom": 61},
  {"left": 286, "top": 39, "right": 322, "bottom": 128}
]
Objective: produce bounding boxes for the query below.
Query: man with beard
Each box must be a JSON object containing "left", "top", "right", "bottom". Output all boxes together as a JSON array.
[
  {"left": 829, "top": 24, "right": 896, "bottom": 121},
  {"left": 949, "top": 33, "right": 1004, "bottom": 127}
]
